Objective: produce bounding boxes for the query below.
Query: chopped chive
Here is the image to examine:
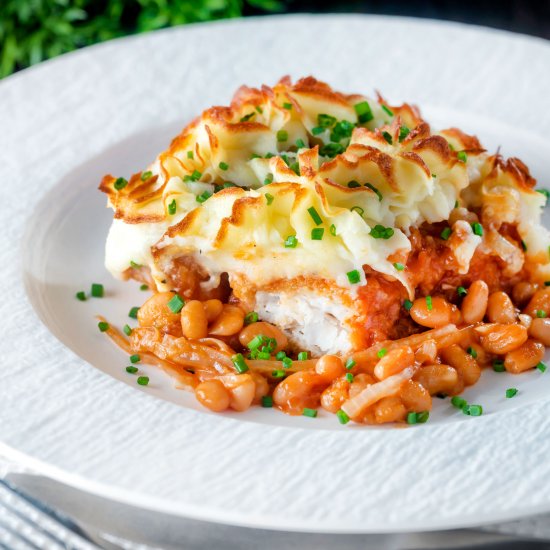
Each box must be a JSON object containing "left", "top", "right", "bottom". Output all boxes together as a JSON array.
[
  {"left": 261, "top": 395, "right": 273, "bottom": 407},
  {"left": 168, "top": 199, "right": 177, "bottom": 215},
  {"left": 451, "top": 396, "right": 468, "bottom": 409},
  {"left": 183, "top": 169, "right": 202, "bottom": 182},
  {"left": 128, "top": 306, "right": 140, "bottom": 319},
  {"left": 91, "top": 283, "right": 104, "bottom": 298},
  {"left": 536, "top": 189, "right": 549, "bottom": 205},
  {"left": 284, "top": 235, "right": 298, "bottom": 248},
  {"left": 377, "top": 348, "right": 387, "bottom": 359},
  {"left": 318, "top": 113, "right": 336, "bottom": 128},
  {"left": 196, "top": 191, "right": 212, "bottom": 204},
  {"left": 257, "top": 351, "right": 271, "bottom": 360},
  {"left": 381, "top": 104, "right": 394, "bottom": 117},
  {"left": 130, "top": 260, "right": 141, "bottom": 268},
  {"left": 537, "top": 362, "right": 547, "bottom": 373},
  {"left": 264, "top": 173, "right": 273, "bottom": 185},
  {"left": 465, "top": 404, "right": 483, "bottom": 416},
  {"left": 140, "top": 284, "right": 148, "bottom": 291},
  {"left": 98, "top": 321, "right": 109, "bottom": 332},
  {"left": 521, "top": 240, "right": 527, "bottom": 252},
  {"left": 240, "top": 112, "right": 254, "bottom": 122},
  {"left": 506, "top": 388, "right": 518, "bottom": 398},
  {"left": 536, "top": 310, "right": 547, "bottom": 318},
  {"left": 283, "top": 102, "right": 292, "bottom": 110},
  {"left": 440, "top": 227, "right": 452, "bottom": 240},
  {"left": 123, "top": 324, "right": 132, "bottom": 336},
  {"left": 319, "top": 142, "right": 345, "bottom": 157},
  {"left": 347, "top": 270, "right": 361, "bottom": 284},
  {"left": 272, "top": 369, "right": 286, "bottom": 378},
  {"left": 303, "top": 408, "right": 317, "bottom": 418},
  {"left": 277, "top": 129, "right": 288, "bottom": 142},
  {"left": 295, "top": 138, "right": 306, "bottom": 148},
  {"left": 472, "top": 222, "right": 484, "bottom": 236},
  {"left": 403, "top": 299, "right": 413, "bottom": 311},
  {"left": 255, "top": 105, "right": 263, "bottom": 114},
  {"left": 345, "top": 373, "right": 354, "bottom": 383},
  {"left": 265, "top": 153, "right": 275, "bottom": 159},
  {"left": 276, "top": 351, "right": 286, "bottom": 360},
  {"left": 393, "top": 262, "right": 405, "bottom": 271},
  {"left": 289, "top": 162, "right": 300, "bottom": 175},
  {"left": 493, "top": 359, "right": 505, "bottom": 372},
  {"left": 137, "top": 376, "right": 149, "bottom": 386},
  {"left": 232, "top": 353, "right": 249, "bottom": 374},
  {"left": 223, "top": 182, "right": 236, "bottom": 188},
  {"left": 114, "top": 177, "right": 128, "bottom": 190},
  {"left": 129, "top": 354, "right": 140, "bottom": 364},
  {"left": 244, "top": 311, "right": 259, "bottom": 325},
  {"left": 406, "top": 412, "right": 418, "bottom": 425},
  {"left": 354, "top": 101, "right": 373, "bottom": 123},
  {"left": 345, "top": 357, "right": 356, "bottom": 370},
  {"left": 247, "top": 334, "right": 266, "bottom": 351},
  {"left": 307, "top": 206, "right": 323, "bottom": 225},
  {"left": 126, "top": 366, "right": 138, "bottom": 374},
  {"left": 298, "top": 351, "right": 309, "bottom": 361},
  {"left": 467, "top": 346, "right": 478, "bottom": 358},
  {"left": 364, "top": 182, "right": 383, "bottom": 202},
  {"left": 347, "top": 180, "right": 361, "bottom": 188},
  {"left": 330, "top": 120, "right": 355, "bottom": 142},
  {"left": 426, "top": 296, "right": 433, "bottom": 311},
  {"left": 457, "top": 151, "right": 468, "bottom": 163},
  {"left": 454, "top": 200, "right": 459, "bottom": 208},
  {"left": 265, "top": 193, "right": 274, "bottom": 205},
  {"left": 282, "top": 357, "right": 293, "bottom": 369},
  {"left": 311, "top": 228, "right": 324, "bottom": 240},
  {"left": 381, "top": 131, "right": 393, "bottom": 144},
  {"left": 351, "top": 205, "right": 364, "bottom": 217},
  {"left": 311, "top": 126, "right": 325, "bottom": 135},
  {"left": 167, "top": 294, "right": 185, "bottom": 313},
  {"left": 369, "top": 224, "right": 394, "bottom": 239},
  {"left": 141, "top": 170, "right": 153, "bottom": 180},
  {"left": 545, "top": 281, "right": 550, "bottom": 287},
  {"left": 398, "top": 126, "right": 410, "bottom": 142},
  {"left": 416, "top": 411, "right": 430, "bottom": 423},
  {"left": 186, "top": 151, "right": 194, "bottom": 159},
  {"left": 218, "top": 162, "right": 229, "bottom": 171},
  {"left": 336, "top": 409, "right": 350, "bottom": 424},
  {"left": 457, "top": 286, "right": 468, "bottom": 297},
  {"left": 75, "top": 291, "right": 86, "bottom": 301}
]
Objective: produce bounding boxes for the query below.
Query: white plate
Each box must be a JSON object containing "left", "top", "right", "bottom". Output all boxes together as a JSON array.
[{"left": 3, "top": 14, "right": 550, "bottom": 533}]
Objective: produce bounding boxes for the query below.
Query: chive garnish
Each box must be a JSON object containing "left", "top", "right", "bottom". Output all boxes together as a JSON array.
[
  {"left": 536, "top": 310, "right": 547, "bottom": 318},
  {"left": 318, "top": 113, "right": 336, "bottom": 128},
  {"left": 311, "top": 228, "right": 324, "bottom": 240},
  {"left": 370, "top": 225, "right": 394, "bottom": 239},
  {"left": 426, "top": 296, "right": 433, "bottom": 311},
  {"left": 398, "top": 126, "right": 410, "bottom": 142},
  {"left": 506, "top": 388, "right": 518, "bottom": 398},
  {"left": 114, "top": 177, "right": 128, "bottom": 190},
  {"left": 277, "top": 130, "right": 288, "bottom": 142},
  {"left": 347, "top": 270, "right": 361, "bottom": 284},
  {"left": 457, "top": 286, "right": 468, "bottom": 297},
  {"left": 126, "top": 366, "right": 138, "bottom": 374},
  {"left": 537, "top": 362, "right": 547, "bottom": 373},
  {"left": 354, "top": 101, "right": 373, "bottom": 123},
  {"left": 451, "top": 396, "right": 468, "bottom": 409},
  {"left": 196, "top": 191, "right": 212, "bottom": 204},
  {"left": 329, "top": 224, "right": 337, "bottom": 236},
  {"left": 351, "top": 205, "right": 364, "bottom": 217},
  {"left": 467, "top": 346, "right": 477, "bottom": 358},
  {"left": 255, "top": 105, "right": 263, "bottom": 114},
  {"left": 98, "top": 321, "right": 109, "bottom": 332},
  {"left": 167, "top": 294, "right": 184, "bottom": 313},
  {"left": 298, "top": 351, "right": 308, "bottom": 361},
  {"left": 265, "top": 193, "right": 274, "bottom": 205},
  {"left": 381, "top": 105, "right": 394, "bottom": 117},
  {"left": 232, "top": 353, "right": 249, "bottom": 374},
  {"left": 244, "top": 312, "right": 259, "bottom": 325},
  {"left": 140, "top": 284, "right": 148, "bottom": 291},
  {"left": 186, "top": 151, "right": 194, "bottom": 159},
  {"left": 303, "top": 408, "right": 317, "bottom": 418},
  {"left": 365, "top": 182, "right": 383, "bottom": 201},
  {"left": 472, "top": 222, "right": 484, "bottom": 236},
  {"left": 240, "top": 113, "right": 254, "bottom": 122},
  {"left": 377, "top": 348, "right": 387, "bottom": 358},
  {"left": 345, "top": 358, "right": 356, "bottom": 370},
  {"left": 219, "top": 162, "right": 229, "bottom": 171},
  {"left": 137, "top": 376, "right": 149, "bottom": 386},
  {"left": 264, "top": 173, "right": 273, "bottom": 185},
  {"left": 381, "top": 131, "right": 393, "bottom": 144},
  {"left": 493, "top": 359, "right": 505, "bottom": 372},
  {"left": 183, "top": 170, "right": 202, "bottom": 182},
  {"left": 336, "top": 409, "right": 350, "bottom": 424},
  {"left": 295, "top": 138, "right": 306, "bottom": 148},
  {"left": 272, "top": 369, "right": 286, "bottom": 378},
  {"left": 123, "top": 324, "right": 132, "bottom": 336},
  {"left": 282, "top": 357, "right": 293, "bottom": 369},
  {"left": 284, "top": 235, "right": 298, "bottom": 248},
  {"left": 403, "top": 299, "right": 413, "bottom": 311},
  {"left": 457, "top": 151, "right": 468, "bottom": 163},
  {"left": 440, "top": 227, "right": 452, "bottom": 240},
  {"left": 261, "top": 395, "right": 273, "bottom": 407},
  {"left": 141, "top": 170, "right": 153, "bottom": 180},
  {"left": 75, "top": 291, "right": 86, "bottom": 301},
  {"left": 345, "top": 373, "right": 354, "bottom": 383},
  {"left": 393, "top": 262, "right": 405, "bottom": 271},
  {"left": 168, "top": 199, "right": 177, "bottom": 215},
  {"left": 311, "top": 126, "right": 325, "bottom": 136},
  {"left": 91, "top": 283, "right": 104, "bottom": 298},
  {"left": 347, "top": 180, "right": 361, "bottom": 188},
  {"left": 307, "top": 206, "right": 323, "bottom": 225},
  {"left": 128, "top": 306, "right": 139, "bottom": 319},
  {"left": 129, "top": 354, "right": 140, "bottom": 364},
  {"left": 283, "top": 102, "right": 292, "bottom": 110}
]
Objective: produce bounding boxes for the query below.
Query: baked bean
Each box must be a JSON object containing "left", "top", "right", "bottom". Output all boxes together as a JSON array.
[
  {"left": 475, "top": 323, "right": 528, "bottom": 354},
  {"left": 529, "top": 317, "right": 550, "bottom": 346},
  {"left": 203, "top": 299, "right": 223, "bottom": 323},
  {"left": 209, "top": 304, "right": 245, "bottom": 336},
  {"left": 315, "top": 355, "right": 346, "bottom": 381},
  {"left": 137, "top": 291, "right": 183, "bottom": 335},
  {"left": 414, "top": 364, "right": 459, "bottom": 395},
  {"left": 227, "top": 375, "right": 256, "bottom": 412},
  {"left": 487, "top": 292, "right": 516, "bottom": 324},
  {"left": 180, "top": 300, "right": 208, "bottom": 339},
  {"left": 439, "top": 344, "right": 481, "bottom": 386},
  {"left": 466, "top": 342, "right": 491, "bottom": 367},
  {"left": 410, "top": 296, "right": 452, "bottom": 328},
  {"left": 320, "top": 377, "right": 350, "bottom": 413},
  {"left": 512, "top": 281, "right": 537, "bottom": 307},
  {"left": 374, "top": 346, "right": 415, "bottom": 380},
  {"left": 373, "top": 396, "right": 407, "bottom": 424},
  {"left": 399, "top": 379, "right": 432, "bottom": 412},
  {"left": 238, "top": 321, "right": 288, "bottom": 353},
  {"left": 272, "top": 371, "right": 327, "bottom": 415},
  {"left": 524, "top": 288, "right": 550, "bottom": 318},
  {"left": 504, "top": 339, "right": 545, "bottom": 374},
  {"left": 415, "top": 339, "right": 438, "bottom": 364},
  {"left": 249, "top": 372, "right": 269, "bottom": 403},
  {"left": 195, "top": 379, "right": 230, "bottom": 412},
  {"left": 461, "top": 280, "right": 489, "bottom": 324}
]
